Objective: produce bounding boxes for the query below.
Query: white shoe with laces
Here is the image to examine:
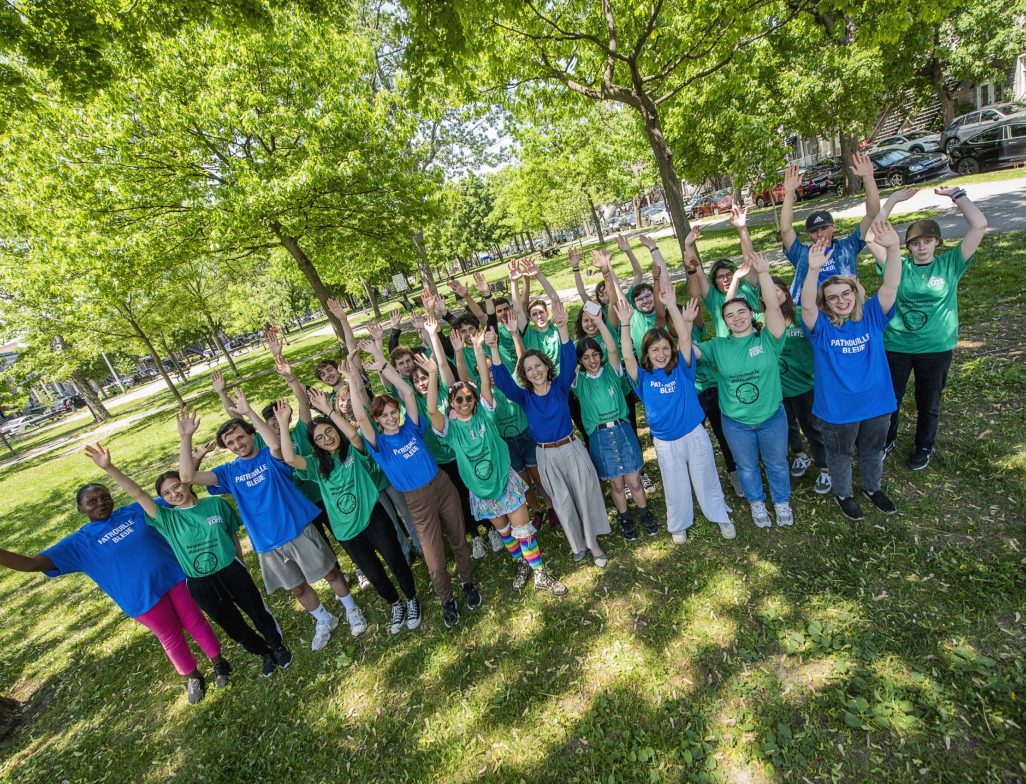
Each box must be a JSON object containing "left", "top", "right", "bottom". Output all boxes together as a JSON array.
[
  {"left": 774, "top": 502, "right": 794, "bottom": 527},
  {"left": 311, "top": 614, "right": 339, "bottom": 651},
  {"left": 471, "top": 535, "right": 486, "bottom": 560},
  {"left": 346, "top": 606, "right": 368, "bottom": 637},
  {"left": 718, "top": 520, "right": 737, "bottom": 539},
  {"left": 790, "top": 454, "right": 812, "bottom": 478},
  {"left": 750, "top": 501, "right": 772, "bottom": 528},
  {"left": 487, "top": 528, "right": 503, "bottom": 552}
]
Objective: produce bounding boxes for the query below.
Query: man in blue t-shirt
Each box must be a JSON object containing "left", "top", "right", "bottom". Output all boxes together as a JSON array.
[
  {"left": 178, "top": 389, "right": 367, "bottom": 652},
  {"left": 779, "top": 152, "right": 880, "bottom": 304}
]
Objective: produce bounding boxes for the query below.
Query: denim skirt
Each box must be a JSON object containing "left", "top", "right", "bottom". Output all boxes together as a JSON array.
[{"left": 587, "top": 420, "right": 643, "bottom": 480}]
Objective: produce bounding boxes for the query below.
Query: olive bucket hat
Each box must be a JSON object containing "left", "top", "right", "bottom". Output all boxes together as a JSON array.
[{"left": 904, "top": 218, "right": 944, "bottom": 248}]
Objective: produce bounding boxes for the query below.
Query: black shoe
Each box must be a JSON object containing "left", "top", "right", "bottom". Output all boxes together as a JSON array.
[
  {"left": 617, "top": 513, "right": 638, "bottom": 542},
  {"left": 862, "top": 489, "right": 897, "bottom": 515},
  {"left": 213, "top": 660, "right": 232, "bottom": 688},
  {"left": 835, "top": 495, "right": 864, "bottom": 521},
  {"left": 272, "top": 645, "right": 294, "bottom": 670},
  {"left": 442, "top": 599, "right": 460, "bottom": 629},
  {"left": 408, "top": 548, "right": 421, "bottom": 565},
  {"left": 907, "top": 448, "right": 932, "bottom": 471},
  {"left": 186, "top": 674, "right": 206, "bottom": 705},
  {"left": 261, "top": 653, "right": 277, "bottom": 678},
  {"left": 640, "top": 508, "right": 659, "bottom": 536},
  {"left": 461, "top": 581, "right": 482, "bottom": 611}
]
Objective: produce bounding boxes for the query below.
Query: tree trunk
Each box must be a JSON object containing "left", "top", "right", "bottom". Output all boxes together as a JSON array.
[
  {"left": 839, "top": 129, "right": 861, "bottom": 195},
  {"left": 542, "top": 222, "right": 555, "bottom": 245},
  {"left": 636, "top": 96, "right": 692, "bottom": 263},
  {"left": 411, "top": 227, "right": 438, "bottom": 296},
  {"left": 585, "top": 191, "right": 605, "bottom": 244},
  {"left": 362, "top": 280, "right": 381, "bottom": 318},
  {"left": 271, "top": 221, "right": 345, "bottom": 340},
  {"left": 70, "top": 368, "right": 111, "bottom": 422},
  {"left": 493, "top": 244, "right": 505, "bottom": 263},
  {"left": 160, "top": 338, "right": 188, "bottom": 382},
  {"left": 119, "top": 308, "right": 184, "bottom": 406},
  {"left": 634, "top": 194, "right": 642, "bottom": 231},
  {"left": 0, "top": 429, "right": 15, "bottom": 455},
  {"left": 525, "top": 232, "right": 535, "bottom": 252},
  {"left": 203, "top": 311, "right": 239, "bottom": 376}
]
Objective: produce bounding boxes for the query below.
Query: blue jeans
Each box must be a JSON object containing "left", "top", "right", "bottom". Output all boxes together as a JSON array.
[{"left": 721, "top": 405, "right": 791, "bottom": 504}]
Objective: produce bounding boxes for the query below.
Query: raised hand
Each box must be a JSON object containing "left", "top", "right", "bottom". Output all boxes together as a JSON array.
[
  {"left": 84, "top": 442, "right": 112, "bottom": 470},
  {"left": 499, "top": 308, "right": 519, "bottom": 334},
  {"left": 729, "top": 204, "right": 747, "bottom": 229},
  {"left": 472, "top": 329, "right": 487, "bottom": 349},
  {"left": 273, "top": 353, "right": 295, "bottom": 380},
  {"left": 192, "top": 438, "right": 216, "bottom": 465},
  {"left": 614, "top": 297, "right": 633, "bottom": 325},
  {"left": 228, "top": 387, "right": 251, "bottom": 415},
  {"left": 683, "top": 253, "right": 700, "bottom": 273},
  {"left": 568, "top": 245, "right": 581, "bottom": 269},
  {"left": 390, "top": 310, "right": 402, "bottom": 331},
  {"left": 413, "top": 352, "right": 437, "bottom": 374},
  {"left": 484, "top": 327, "right": 498, "bottom": 347},
  {"left": 356, "top": 338, "right": 377, "bottom": 358},
  {"left": 472, "top": 271, "right": 491, "bottom": 297},
  {"left": 424, "top": 312, "right": 440, "bottom": 335},
  {"left": 681, "top": 298, "right": 700, "bottom": 325},
  {"left": 410, "top": 310, "right": 426, "bottom": 331},
  {"left": 308, "top": 387, "right": 330, "bottom": 414},
  {"left": 657, "top": 277, "right": 677, "bottom": 307},
  {"left": 652, "top": 262, "right": 662, "bottom": 282},
  {"left": 638, "top": 234, "right": 657, "bottom": 251},
  {"left": 872, "top": 219, "right": 899, "bottom": 249},
  {"left": 519, "top": 257, "right": 539, "bottom": 278},
  {"left": 889, "top": 186, "right": 919, "bottom": 203},
  {"left": 211, "top": 369, "right": 226, "bottom": 394},
  {"left": 551, "top": 300, "right": 568, "bottom": 329},
  {"left": 326, "top": 298, "right": 349, "bottom": 324},
  {"left": 448, "top": 328, "right": 464, "bottom": 350},
  {"left": 177, "top": 406, "right": 201, "bottom": 437},
  {"left": 432, "top": 294, "right": 448, "bottom": 315},
  {"left": 366, "top": 321, "right": 383, "bottom": 342},
  {"left": 808, "top": 239, "right": 832, "bottom": 271},
  {"left": 273, "top": 399, "right": 292, "bottom": 426},
  {"left": 783, "top": 163, "right": 802, "bottom": 194},
  {"left": 591, "top": 248, "right": 612, "bottom": 271},
  {"left": 615, "top": 234, "right": 630, "bottom": 252},
  {"left": 933, "top": 186, "right": 961, "bottom": 198},
  {"left": 850, "top": 151, "right": 874, "bottom": 180},
  {"left": 746, "top": 252, "right": 770, "bottom": 275},
  {"left": 267, "top": 329, "right": 282, "bottom": 356},
  {"left": 684, "top": 224, "right": 702, "bottom": 247},
  {"left": 508, "top": 260, "right": 522, "bottom": 281},
  {"left": 448, "top": 277, "right": 469, "bottom": 299}
]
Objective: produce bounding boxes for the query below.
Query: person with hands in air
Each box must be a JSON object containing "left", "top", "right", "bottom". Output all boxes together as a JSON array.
[
  {"left": 695, "top": 252, "right": 794, "bottom": 529},
  {"left": 491, "top": 299, "right": 612, "bottom": 567},
  {"left": 421, "top": 341, "right": 568, "bottom": 595},
  {"left": 0, "top": 450, "right": 223, "bottom": 705},
  {"left": 866, "top": 186, "right": 988, "bottom": 470},
  {"left": 518, "top": 257, "right": 565, "bottom": 369},
  {"left": 87, "top": 442, "right": 289, "bottom": 681},
  {"left": 347, "top": 342, "right": 480, "bottom": 630},
  {"left": 801, "top": 220, "right": 904, "bottom": 521},
  {"left": 683, "top": 224, "right": 761, "bottom": 339},
  {"left": 274, "top": 395, "right": 421, "bottom": 637},
  {"left": 781, "top": 152, "right": 881, "bottom": 304},
  {"left": 177, "top": 398, "right": 367, "bottom": 650}
]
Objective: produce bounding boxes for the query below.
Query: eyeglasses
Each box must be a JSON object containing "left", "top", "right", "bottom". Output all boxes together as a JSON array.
[
  {"left": 313, "top": 432, "right": 335, "bottom": 445},
  {"left": 825, "top": 290, "right": 855, "bottom": 304},
  {"left": 452, "top": 394, "right": 475, "bottom": 404}
]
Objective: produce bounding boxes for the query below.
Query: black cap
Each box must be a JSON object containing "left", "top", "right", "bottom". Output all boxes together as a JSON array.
[{"left": 805, "top": 211, "right": 834, "bottom": 231}]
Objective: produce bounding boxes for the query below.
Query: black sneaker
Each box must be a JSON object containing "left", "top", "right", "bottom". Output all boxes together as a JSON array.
[
  {"left": 907, "top": 448, "right": 932, "bottom": 471},
  {"left": 862, "top": 489, "right": 897, "bottom": 515},
  {"left": 272, "top": 645, "right": 294, "bottom": 670},
  {"left": 835, "top": 495, "right": 864, "bottom": 521},
  {"left": 442, "top": 599, "right": 460, "bottom": 629},
  {"left": 185, "top": 674, "right": 206, "bottom": 705},
  {"left": 261, "top": 653, "right": 277, "bottom": 678},
  {"left": 640, "top": 508, "right": 659, "bottom": 536},
  {"left": 617, "top": 513, "right": 638, "bottom": 542},
  {"left": 461, "top": 581, "right": 483, "bottom": 611},
  {"left": 213, "top": 660, "right": 232, "bottom": 688},
  {"left": 388, "top": 601, "right": 406, "bottom": 636},
  {"left": 406, "top": 597, "right": 422, "bottom": 630}
]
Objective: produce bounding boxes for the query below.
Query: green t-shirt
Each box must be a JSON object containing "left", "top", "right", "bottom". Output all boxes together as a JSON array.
[
  {"left": 878, "top": 243, "right": 971, "bottom": 353},
  {"left": 628, "top": 307, "right": 658, "bottom": 360},
  {"left": 492, "top": 387, "right": 529, "bottom": 438},
  {"left": 572, "top": 364, "right": 629, "bottom": 435},
  {"left": 436, "top": 403, "right": 511, "bottom": 501},
  {"left": 691, "top": 325, "right": 718, "bottom": 393},
  {"left": 255, "top": 420, "right": 322, "bottom": 504},
  {"left": 703, "top": 279, "right": 761, "bottom": 338},
  {"left": 699, "top": 329, "right": 785, "bottom": 425},
  {"left": 151, "top": 497, "right": 242, "bottom": 579},
  {"left": 522, "top": 323, "right": 562, "bottom": 370},
  {"left": 779, "top": 322, "right": 815, "bottom": 397},
  {"left": 460, "top": 346, "right": 483, "bottom": 386},
  {"left": 411, "top": 387, "right": 455, "bottom": 464},
  {"left": 295, "top": 447, "right": 378, "bottom": 541},
  {"left": 496, "top": 324, "right": 519, "bottom": 374}
]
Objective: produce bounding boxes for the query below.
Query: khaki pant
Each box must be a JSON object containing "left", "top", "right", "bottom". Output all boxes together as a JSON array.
[
  {"left": 403, "top": 470, "right": 472, "bottom": 604},
  {"left": 536, "top": 438, "right": 610, "bottom": 553}
]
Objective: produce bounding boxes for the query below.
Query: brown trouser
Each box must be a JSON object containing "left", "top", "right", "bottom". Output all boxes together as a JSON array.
[{"left": 403, "top": 469, "right": 473, "bottom": 604}]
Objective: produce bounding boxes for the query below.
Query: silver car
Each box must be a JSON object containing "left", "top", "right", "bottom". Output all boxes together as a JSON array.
[
  {"left": 870, "top": 130, "right": 942, "bottom": 154},
  {"left": 942, "top": 102, "right": 1026, "bottom": 153}
]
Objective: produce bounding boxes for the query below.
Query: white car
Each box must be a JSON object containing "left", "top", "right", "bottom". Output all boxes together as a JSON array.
[
  {"left": 870, "top": 130, "right": 942, "bottom": 154},
  {"left": 0, "top": 416, "right": 34, "bottom": 436}
]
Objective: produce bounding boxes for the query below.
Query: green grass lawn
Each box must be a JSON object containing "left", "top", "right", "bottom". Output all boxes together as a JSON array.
[{"left": 1, "top": 233, "right": 1024, "bottom": 783}]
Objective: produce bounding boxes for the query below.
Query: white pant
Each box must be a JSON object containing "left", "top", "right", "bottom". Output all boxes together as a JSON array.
[
  {"left": 536, "top": 438, "right": 611, "bottom": 553},
  {"left": 653, "top": 424, "right": 732, "bottom": 533}
]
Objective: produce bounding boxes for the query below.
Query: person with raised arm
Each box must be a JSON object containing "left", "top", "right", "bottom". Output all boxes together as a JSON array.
[
  {"left": 346, "top": 341, "right": 480, "bottom": 630},
  {"left": 865, "top": 187, "right": 988, "bottom": 470},
  {"left": 693, "top": 252, "right": 793, "bottom": 529},
  {"left": 801, "top": 220, "right": 904, "bottom": 521},
  {"left": 274, "top": 392, "right": 422, "bottom": 636},
  {"left": 87, "top": 442, "right": 290, "bottom": 680},
  {"left": 781, "top": 153, "right": 880, "bottom": 304},
  {"left": 490, "top": 299, "right": 611, "bottom": 567},
  {"left": 518, "top": 257, "right": 565, "bottom": 369},
  {"left": 178, "top": 393, "right": 367, "bottom": 650},
  {"left": 0, "top": 453, "right": 224, "bottom": 704},
  {"left": 683, "top": 225, "right": 761, "bottom": 339}
]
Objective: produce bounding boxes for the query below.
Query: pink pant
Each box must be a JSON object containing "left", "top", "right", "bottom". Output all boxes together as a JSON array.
[{"left": 134, "top": 581, "right": 222, "bottom": 675}]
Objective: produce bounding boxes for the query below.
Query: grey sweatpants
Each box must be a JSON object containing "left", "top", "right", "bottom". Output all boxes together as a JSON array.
[
  {"left": 536, "top": 438, "right": 611, "bottom": 554},
  {"left": 816, "top": 413, "right": 890, "bottom": 498}
]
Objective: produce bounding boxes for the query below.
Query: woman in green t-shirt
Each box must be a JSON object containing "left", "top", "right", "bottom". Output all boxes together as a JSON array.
[
  {"left": 695, "top": 252, "right": 793, "bottom": 529},
  {"left": 419, "top": 333, "right": 568, "bottom": 596},
  {"left": 274, "top": 392, "right": 422, "bottom": 637}
]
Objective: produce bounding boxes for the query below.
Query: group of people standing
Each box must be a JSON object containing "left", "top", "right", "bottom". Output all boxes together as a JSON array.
[{"left": 0, "top": 160, "right": 987, "bottom": 704}]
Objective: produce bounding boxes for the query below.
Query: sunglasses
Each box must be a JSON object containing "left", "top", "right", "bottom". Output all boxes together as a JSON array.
[{"left": 452, "top": 394, "right": 476, "bottom": 404}]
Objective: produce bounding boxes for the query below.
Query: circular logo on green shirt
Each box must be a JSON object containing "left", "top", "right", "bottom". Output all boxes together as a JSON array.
[
  {"left": 736, "top": 383, "right": 760, "bottom": 405},
  {"left": 902, "top": 309, "right": 928, "bottom": 331},
  {"left": 335, "top": 492, "right": 358, "bottom": 515},
  {"left": 778, "top": 358, "right": 789, "bottom": 375},
  {"left": 473, "top": 458, "right": 494, "bottom": 481},
  {"left": 192, "top": 551, "right": 219, "bottom": 575}
]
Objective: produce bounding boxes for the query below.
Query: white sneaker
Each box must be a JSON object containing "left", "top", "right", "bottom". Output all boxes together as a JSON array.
[
  {"left": 727, "top": 471, "right": 743, "bottom": 497},
  {"left": 471, "top": 536, "right": 486, "bottom": 560},
  {"left": 790, "top": 455, "right": 812, "bottom": 478},
  {"left": 750, "top": 501, "right": 772, "bottom": 528},
  {"left": 487, "top": 527, "right": 503, "bottom": 552},
  {"left": 346, "top": 606, "right": 368, "bottom": 637},
  {"left": 814, "top": 471, "right": 832, "bottom": 495},
  {"left": 311, "top": 614, "right": 339, "bottom": 651},
  {"left": 671, "top": 530, "right": 688, "bottom": 545},
  {"left": 356, "top": 569, "right": 371, "bottom": 591},
  {"left": 718, "top": 520, "right": 737, "bottom": 539},
  {"left": 774, "top": 502, "right": 794, "bottom": 527}
]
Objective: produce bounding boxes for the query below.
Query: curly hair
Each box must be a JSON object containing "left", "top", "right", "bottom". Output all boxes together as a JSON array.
[{"left": 516, "top": 349, "right": 556, "bottom": 390}]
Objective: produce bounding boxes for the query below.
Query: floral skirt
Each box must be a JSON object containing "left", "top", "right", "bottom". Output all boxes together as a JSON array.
[{"left": 469, "top": 469, "right": 528, "bottom": 521}]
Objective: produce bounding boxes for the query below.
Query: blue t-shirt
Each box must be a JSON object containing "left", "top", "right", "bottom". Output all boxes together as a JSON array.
[
  {"left": 491, "top": 339, "right": 576, "bottom": 443},
  {"left": 42, "top": 503, "right": 185, "bottom": 618},
  {"left": 631, "top": 349, "right": 706, "bottom": 441},
  {"left": 209, "top": 447, "right": 319, "bottom": 554},
  {"left": 804, "top": 296, "right": 897, "bottom": 424},
  {"left": 785, "top": 227, "right": 864, "bottom": 305},
  {"left": 366, "top": 416, "right": 439, "bottom": 493}
]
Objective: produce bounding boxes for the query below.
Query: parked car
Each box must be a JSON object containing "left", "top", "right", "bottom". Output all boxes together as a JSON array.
[
  {"left": 683, "top": 192, "right": 707, "bottom": 219},
  {"left": 753, "top": 181, "right": 786, "bottom": 208},
  {"left": 620, "top": 212, "right": 637, "bottom": 229},
  {"left": 641, "top": 202, "right": 669, "bottom": 225},
  {"left": 797, "top": 156, "right": 843, "bottom": 198},
  {"left": 868, "top": 148, "right": 948, "bottom": 187},
  {"left": 947, "top": 118, "right": 1026, "bottom": 175},
  {"left": 50, "top": 394, "right": 86, "bottom": 413},
  {"left": 706, "top": 189, "right": 734, "bottom": 215},
  {"left": 0, "top": 416, "right": 35, "bottom": 436},
  {"left": 941, "top": 102, "right": 1026, "bottom": 153},
  {"left": 870, "top": 130, "right": 943, "bottom": 154}
]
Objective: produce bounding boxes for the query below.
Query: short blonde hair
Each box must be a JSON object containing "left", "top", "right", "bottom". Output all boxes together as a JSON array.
[{"left": 816, "top": 275, "right": 865, "bottom": 327}]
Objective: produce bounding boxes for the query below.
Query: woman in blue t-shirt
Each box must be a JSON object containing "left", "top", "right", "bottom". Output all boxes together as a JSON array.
[
  {"left": 801, "top": 220, "right": 904, "bottom": 522},
  {"left": 0, "top": 475, "right": 224, "bottom": 705}
]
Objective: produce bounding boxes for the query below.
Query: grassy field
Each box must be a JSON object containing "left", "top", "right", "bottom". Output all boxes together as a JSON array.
[{"left": 1, "top": 228, "right": 1024, "bottom": 784}]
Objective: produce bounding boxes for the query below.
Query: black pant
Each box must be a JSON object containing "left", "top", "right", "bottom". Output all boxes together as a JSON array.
[
  {"left": 439, "top": 459, "right": 481, "bottom": 536},
  {"left": 783, "top": 389, "right": 827, "bottom": 468},
  {"left": 886, "top": 350, "right": 953, "bottom": 451},
  {"left": 569, "top": 392, "right": 590, "bottom": 449},
  {"left": 625, "top": 389, "right": 641, "bottom": 442},
  {"left": 187, "top": 559, "right": 282, "bottom": 656},
  {"left": 698, "top": 387, "right": 736, "bottom": 472},
  {"left": 339, "top": 503, "right": 417, "bottom": 605}
]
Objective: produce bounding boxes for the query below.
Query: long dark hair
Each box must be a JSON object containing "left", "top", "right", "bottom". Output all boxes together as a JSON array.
[
  {"left": 760, "top": 276, "right": 796, "bottom": 324},
  {"left": 721, "top": 298, "right": 762, "bottom": 334},
  {"left": 308, "top": 416, "right": 349, "bottom": 479}
]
